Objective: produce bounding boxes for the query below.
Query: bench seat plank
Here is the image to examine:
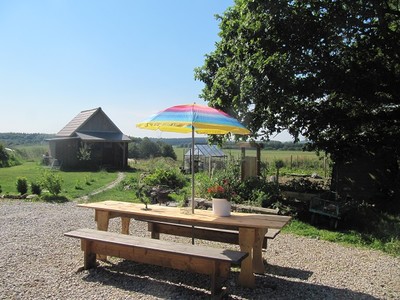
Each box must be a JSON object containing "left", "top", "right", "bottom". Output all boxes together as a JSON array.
[
  {"left": 65, "top": 228, "right": 247, "bottom": 264},
  {"left": 65, "top": 228, "right": 248, "bottom": 297}
]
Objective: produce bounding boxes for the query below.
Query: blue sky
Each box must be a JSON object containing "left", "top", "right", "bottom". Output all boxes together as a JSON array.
[{"left": 0, "top": 0, "right": 291, "bottom": 141}]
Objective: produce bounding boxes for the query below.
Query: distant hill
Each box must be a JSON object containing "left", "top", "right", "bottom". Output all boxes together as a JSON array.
[
  {"left": 0, "top": 133, "right": 55, "bottom": 147},
  {"left": 146, "top": 137, "right": 305, "bottom": 151},
  {"left": 0, "top": 133, "right": 305, "bottom": 151}
]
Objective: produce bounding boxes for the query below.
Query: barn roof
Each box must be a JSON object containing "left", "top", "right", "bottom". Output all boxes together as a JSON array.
[
  {"left": 52, "top": 107, "right": 130, "bottom": 142},
  {"left": 185, "top": 144, "right": 226, "bottom": 158}
]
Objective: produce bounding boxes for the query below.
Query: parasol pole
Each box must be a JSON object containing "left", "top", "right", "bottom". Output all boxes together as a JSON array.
[{"left": 191, "top": 125, "right": 195, "bottom": 214}]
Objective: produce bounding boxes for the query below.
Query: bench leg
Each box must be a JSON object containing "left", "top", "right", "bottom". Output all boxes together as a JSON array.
[
  {"left": 148, "top": 223, "right": 160, "bottom": 239},
  {"left": 121, "top": 217, "right": 130, "bottom": 234},
  {"left": 82, "top": 240, "right": 96, "bottom": 269},
  {"left": 210, "top": 261, "right": 228, "bottom": 298}
]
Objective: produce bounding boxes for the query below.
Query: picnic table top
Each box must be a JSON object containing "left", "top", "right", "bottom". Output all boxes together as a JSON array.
[{"left": 78, "top": 200, "right": 291, "bottom": 230}]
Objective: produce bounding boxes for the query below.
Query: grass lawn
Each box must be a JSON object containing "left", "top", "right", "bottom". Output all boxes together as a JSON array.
[{"left": 0, "top": 162, "right": 119, "bottom": 200}]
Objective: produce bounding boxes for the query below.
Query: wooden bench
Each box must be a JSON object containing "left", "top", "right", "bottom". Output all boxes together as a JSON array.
[
  {"left": 65, "top": 228, "right": 248, "bottom": 298},
  {"left": 147, "top": 221, "right": 281, "bottom": 249}
]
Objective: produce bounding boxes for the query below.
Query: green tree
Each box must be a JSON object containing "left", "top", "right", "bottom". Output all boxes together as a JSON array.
[
  {"left": 139, "top": 137, "right": 161, "bottom": 159},
  {"left": 0, "top": 143, "right": 9, "bottom": 167},
  {"left": 159, "top": 142, "right": 177, "bottom": 160},
  {"left": 195, "top": 0, "right": 400, "bottom": 160},
  {"left": 41, "top": 171, "right": 63, "bottom": 196}
]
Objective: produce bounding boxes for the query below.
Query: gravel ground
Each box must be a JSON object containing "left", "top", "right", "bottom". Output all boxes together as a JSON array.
[{"left": 0, "top": 199, "right": 399, "bottom": 300}]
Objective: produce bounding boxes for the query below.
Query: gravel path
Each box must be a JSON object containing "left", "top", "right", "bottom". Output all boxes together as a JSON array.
[{"left": 0, "top": 199, "right": 399, "bottom": 299}]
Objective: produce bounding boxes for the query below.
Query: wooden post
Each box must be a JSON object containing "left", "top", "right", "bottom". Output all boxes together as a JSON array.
[
  {"left": 256, "top": 145, "right": 261, "bottom": 177},
  {"left": 121, "top": 217, "right": 130, "bottom": 234},
  {"left": 241, "top": 147, "right": 246, "bottom": 181},
  {"left": 82, "top": 240, "right": 96, "bottom": 269}
]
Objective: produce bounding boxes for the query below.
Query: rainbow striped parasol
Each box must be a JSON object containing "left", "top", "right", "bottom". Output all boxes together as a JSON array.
[
  {"left": 136, "top": 103, "right": 250, "bottom": 213},
  {"left": 136, "top": 104, "right": 250, "bottom": 135}
]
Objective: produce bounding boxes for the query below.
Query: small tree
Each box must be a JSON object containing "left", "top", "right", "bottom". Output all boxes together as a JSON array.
[
  {"left": 31, "top": 182, "right": 42, "bottom": 195},
  {"left": 41, "top": 171, "right": 63, "bottom": 196},
  {"left": 136, "top": 175, "right": 152, "bottom": 210},
  {"left": 16, "top": 177, "right": 28, "bottom": 195}
]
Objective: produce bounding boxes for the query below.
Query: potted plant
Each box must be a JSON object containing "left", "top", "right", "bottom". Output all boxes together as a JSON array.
[{"left": 207, "top": 179, "right": 233, "bottom": 217}]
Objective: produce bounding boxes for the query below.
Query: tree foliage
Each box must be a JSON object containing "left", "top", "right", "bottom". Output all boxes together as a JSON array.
[
  {"left": 195, "top": 0, "right": 400, "bottom": 159},
  {"left": 128, "top": 137, "right": 177, "bottom": 160}
]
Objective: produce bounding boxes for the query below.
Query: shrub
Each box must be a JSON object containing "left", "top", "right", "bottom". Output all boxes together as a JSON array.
[
  {"left": 281, "top": 178, "right": 326, "bottom": 193},
  {"left": 16, "top": 177, "right": 28, "bottom": 195},
  {"left": 74, "top": 180, "right": 84, "bottom": 190},
  {"left": 31, "top": 182, "right": 42, "bottom": 195},
  {"left": 236, "top": 176, "right": 280, "bottom": 206},
  {"left": 142, "top": 168, "right": 186, "bottom": 190},
  {"left": 41, "top": 171, "right": 63, "bottom": 196}
]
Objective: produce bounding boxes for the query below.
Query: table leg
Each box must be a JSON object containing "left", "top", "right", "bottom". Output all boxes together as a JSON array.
[
  {"left": 121, "top": 217, "right": 130, "bottom": 234},
  {"left": 95, "top": 210, "right": 110, "bottom": 260},
  {"left": 253, "top": 228, "right": 267, "bottom": 274},
  {"left": 238, "top": 227, "right": 255, "bottom": 288}
]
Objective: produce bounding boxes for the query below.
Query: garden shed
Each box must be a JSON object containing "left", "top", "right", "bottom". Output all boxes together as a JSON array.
[
  {"left": 47, "top": 107, "right": 131, "bottom": 170},
  {"left": 183, "top": 144, "right": 226, "bottom": 173}
]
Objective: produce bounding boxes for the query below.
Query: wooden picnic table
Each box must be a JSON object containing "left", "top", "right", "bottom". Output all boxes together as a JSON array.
[{"left": 78, "top": 200, "right": 291, "bottom": 288}]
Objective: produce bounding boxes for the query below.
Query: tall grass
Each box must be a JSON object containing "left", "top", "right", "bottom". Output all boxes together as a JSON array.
[
  {"left": 285, "top": 219, "right": 400, "bottom": 257},
  {"left": 14, "top": 145, "right": 48, "bottom": 162},
  {"left": 174, "top": 147, "right": 331, "bottom": 177}
]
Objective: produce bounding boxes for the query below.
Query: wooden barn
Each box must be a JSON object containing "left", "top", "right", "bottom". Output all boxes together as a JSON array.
[{"left": 47, "top": 107, "right": 131, "bottom": 169}]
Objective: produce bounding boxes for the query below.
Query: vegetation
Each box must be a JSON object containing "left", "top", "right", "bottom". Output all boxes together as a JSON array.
[
  {"left": 16, "top": 177, "right": 28, "bottom": 195},
  {"left": 0, "top": 143, "right": 22, "bottom": 167},
  {"left": 195, "top": 0, "right": 400, "bottom": 209},
  {"left": 0, "top": 162, "right": 118, "bottom": 200},
  {"left": 195, "top": 0, "right": 399, "bottom": 158},
  {"left": 128, "top": 137, "right": 177, "bottom": 160},
  {"left": 286, "top": 218, "right": 400, "bottom": 257},
  {"left": 40, "top": 170, "right": 63, "bottom": 196},
  {"left": 0, "top": 143, "right": 398, "bottom": 256},
  {"left": 0, "top": 133, "right": 54, "bottom": 146}
]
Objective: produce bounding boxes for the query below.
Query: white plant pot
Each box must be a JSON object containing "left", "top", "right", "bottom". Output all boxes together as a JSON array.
[{"left": 212, "top": 198, "right": 231, "bottom": 217}]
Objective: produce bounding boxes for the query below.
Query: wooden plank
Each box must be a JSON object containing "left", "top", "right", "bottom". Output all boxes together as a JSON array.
[
  {"left": 78, "top": 201, "right": 291, "bottom": 230},
  {"left": 65, "top": 228, "right": 248, "bottom": 264},
  {"left": 147, "top": 221, "right": 281, "bottom": 248},
  {"left": 66, "top": 228, "right": 247, "bottom": 297}
]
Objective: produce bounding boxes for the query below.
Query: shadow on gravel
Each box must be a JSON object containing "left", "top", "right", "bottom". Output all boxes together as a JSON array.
[
  {"left": 41, "top": 195, "right": 69, "bottom": 203},
  {"left": 265, "top": 263, "right": 313, "bottom": 280},
  {"left": 81, "top": 259, "right": 379, "bottom": 299}
]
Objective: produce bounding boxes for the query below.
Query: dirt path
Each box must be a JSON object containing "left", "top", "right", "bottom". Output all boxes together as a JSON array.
[{"left": 75, "top": 171, "right": 126, "bottom": 201}]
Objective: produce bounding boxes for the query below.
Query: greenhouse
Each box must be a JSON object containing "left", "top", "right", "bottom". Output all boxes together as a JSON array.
[{"left": 183, "top": 144, "right": 226, "bottom": 173}]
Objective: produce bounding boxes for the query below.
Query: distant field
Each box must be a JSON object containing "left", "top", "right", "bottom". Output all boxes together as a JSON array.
[
  {"left": 174, "top": 147, "right": 330, "bottom": 177},
  {"left": 174, "top": 147, "right": 326, "bottom": 162}
]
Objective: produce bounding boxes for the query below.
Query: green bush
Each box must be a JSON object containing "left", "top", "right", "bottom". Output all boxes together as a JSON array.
[
  {"left": 41, "top": 171, "right": 63, "bottom": 196},
  {"left": 31, "top": 182, "right": 42, "bottom": 195},
  {"left": 142, "top": 168, "right": 186, "bottom": 190},
  {"left": 16, "top": 177, "right": 28, "bottom": 194},
  {"left": 236, "top": 176, "right": 280, "bottom": 206},
  {"left": 281, "top": 178, "right": 326, "bottom": 193}
]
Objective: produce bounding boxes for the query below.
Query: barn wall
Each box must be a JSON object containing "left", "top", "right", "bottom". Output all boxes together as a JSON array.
[{"left": 48, "top": 139, "right": 80, "bottom": 168}]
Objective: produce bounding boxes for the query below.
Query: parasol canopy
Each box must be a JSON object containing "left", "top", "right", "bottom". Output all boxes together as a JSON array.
[{"left": 136, "top": 104, "right": 250, "bottom": 135}]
